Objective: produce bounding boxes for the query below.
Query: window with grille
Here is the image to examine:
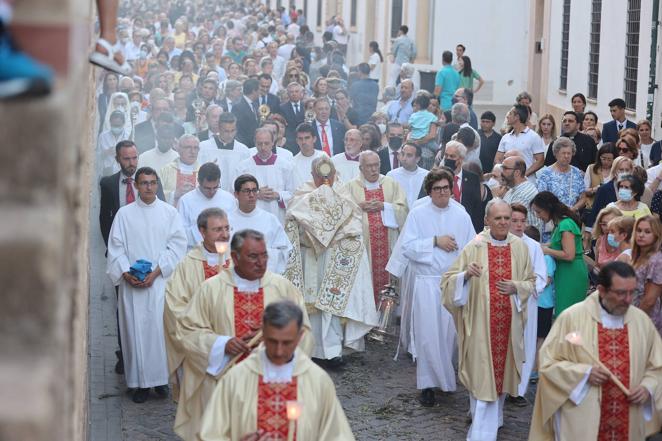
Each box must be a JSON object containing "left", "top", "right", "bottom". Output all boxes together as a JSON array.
[
  {"left": 624, "top": 0, "right": 641, "bottom": 109},
  {"left": 587, "top": 0, "right": 602, "bottom": 99},
  {"left": 350, "top": 0, "right": 358, "bottom": 27},
  {"left": 559, "top": 0, "right": 571, "bottom": 91},
  {"left": 390, "top": 0, "right": 403, "bottom": 38},
  {"left": 316, "top": 0, "right": 322, "bottom": 27}
]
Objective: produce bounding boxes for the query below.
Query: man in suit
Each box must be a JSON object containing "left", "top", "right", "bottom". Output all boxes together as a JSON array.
[
  {"left": 440, "top": 140, "right": 492, "bottom": 231},
  {"left": 134, "top": 98, "right": 184, "bottom": 154},
  {"left": 378, "top": 122, "right": 404, "bottom": 175},
  {"left": 231, "top": 78, "right": 261, "bottom": 147},
  {"left": 313, "top": 98, "right": 346, "bottom": 156},
  {"left": 99, "top": 140, "right": 165, "bottom": 375},
  {"left": 219, "top": 80, "right": 242, "bottom": 113},
  {"left": 256, "top": 73, "right": 281, "bottom": 114},
  {"left": 278, "top": 82, "right": 306, "bottom": 154},
  {"left": 196, "top": 104, "right": 222, "bottom": 142},
  {"left": 602, "top": 98, "right": 636, "bottom": 143}
]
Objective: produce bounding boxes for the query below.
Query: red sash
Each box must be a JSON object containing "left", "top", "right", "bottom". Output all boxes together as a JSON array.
[
  {"left": 597, "top": 323, "right": 630, "bottom": 441},
  {"left": 175, "top": 170, "right": 197, "bottom": 206},
  {"left": 257, "top": 376, "right": 297, "bottom": 440},
  {"left": 234, "top": 287, "right": 264, "bottom": 362},
  {"left": 202, "top": 259, "right": 229, "bottom": 280},
  {"left": 487, "top": 243, "right": 512, "bottom": 395},
  {"left": 364, "top": 187, "right": 390, "bottom": 305}
]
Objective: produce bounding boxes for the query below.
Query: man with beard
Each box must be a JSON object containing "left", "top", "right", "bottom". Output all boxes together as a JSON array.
[
  {"left": 501, "top": 155, "right": 544, "bottom": 235},
  {"left": 138, "top": 112, "right": 180, "bottom": 172}
]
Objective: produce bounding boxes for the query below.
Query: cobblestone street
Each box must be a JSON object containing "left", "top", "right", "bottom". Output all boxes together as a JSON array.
[{"left": 88, "top": 178, "right": 534, "bottom": 441}]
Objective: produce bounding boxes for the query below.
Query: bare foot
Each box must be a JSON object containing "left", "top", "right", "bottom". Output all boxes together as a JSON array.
[{"left": 95, "top": 39, "right": 125, "bottom": 66}]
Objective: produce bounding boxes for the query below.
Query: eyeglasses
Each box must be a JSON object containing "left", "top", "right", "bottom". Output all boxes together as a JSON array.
[
  {"left": 431, "top": 185, "right": 451, "bottom": 193},
  {"left": 617, "top": 147, "right": 630, "bottom": 153},
  {"left": 239, "top": 188, "right": 259, "bottom": 194},
  {"left": 137, "top": 180, "right": 158, "bottom": 187}
]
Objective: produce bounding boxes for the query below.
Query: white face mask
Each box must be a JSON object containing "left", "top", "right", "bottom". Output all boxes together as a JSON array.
[
  {"left": 111, "top": 126, "right": 124, "bottom": 136},
  {"left": 377, "top": 123, "right": 386, "bottom": 135}
]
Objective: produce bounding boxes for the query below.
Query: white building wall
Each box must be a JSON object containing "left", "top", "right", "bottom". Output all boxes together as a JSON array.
[{"left": 544, "top": 0, "right": 656, "bottom": 130}]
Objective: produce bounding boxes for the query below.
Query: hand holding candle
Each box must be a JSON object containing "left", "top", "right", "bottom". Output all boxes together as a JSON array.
[
  {"left": 286, "top": 401, "right": 302, "bottom": 441},
  {"left": 215, "top": 241, "right": 229, "bottom": 272}
]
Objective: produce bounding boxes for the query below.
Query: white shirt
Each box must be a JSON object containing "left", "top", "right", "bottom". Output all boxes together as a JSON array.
[
  {"left": 368, "top": 53, "right": 382, "bottom": 81},
  {"left": 315, "top": 119, "right": 334, "bottom": 155},
  {"left": 292, "top": 150, "right": 328, "bottom": 190},
  {"left": 177, "top": 187, "right": 237, "bottom": 248},
  {"left": 118, "top": 172, "right": 136, "bottom": 208},
  {"left": 198, "top": 138, "right": 251, "bottom": 191},
  {"left": 647, "top": 163, "right": 662, "bottom": 191},
  {"left": 497, "top": 127, "right": 545, "bottom": 184}
]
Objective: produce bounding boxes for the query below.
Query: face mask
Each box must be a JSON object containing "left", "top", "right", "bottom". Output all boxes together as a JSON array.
[
  {"left": 388, "top": 136, "right": 403, "bottom": 150},
  {"left": 377, "top": 123, "right": 386, "bottom": 135},
  {"left": 607, "top": 233, "right": 620, "bottom": 248},
  {"left": 618, "top": 188, "right": 633, "bottom": 201},
  {"left": 111, "top": 127, "right": 124, "bottom": 136},
  {"left": 444, "top": 158, "right": 457, "bottom": 170}
]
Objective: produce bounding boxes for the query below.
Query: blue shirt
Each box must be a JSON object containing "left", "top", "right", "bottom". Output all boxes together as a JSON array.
[
  {"left": 538, "top": 255, "right": 556, "bottom": 309},
  {"left": 408, "top": 110, "right": 437, "bottom": 140},
  {"left": 435, "top": 65, "right": 460, "bottom": 111}
]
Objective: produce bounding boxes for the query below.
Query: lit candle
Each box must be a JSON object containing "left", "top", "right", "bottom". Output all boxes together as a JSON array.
[
  {"left": 286, "top": 401, "right": 302, "bottom": 441},
  {"left": 214, "top": 241, "right": 229, "bottom": 272}
]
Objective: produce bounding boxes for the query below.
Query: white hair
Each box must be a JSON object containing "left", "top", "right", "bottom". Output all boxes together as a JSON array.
[{"left": 444, "top": 140, "right": 467, "bottom": 159}]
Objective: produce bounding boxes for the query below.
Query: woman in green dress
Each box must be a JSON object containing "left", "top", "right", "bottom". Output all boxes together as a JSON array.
[
  {"left": 458, "top": 56, "right": 485, "bottom": 93},
  {"left": 531, "top": 191, "right": 588, "bottom": 317}
]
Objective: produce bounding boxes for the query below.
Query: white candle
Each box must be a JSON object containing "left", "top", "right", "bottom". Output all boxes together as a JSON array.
[{"left": 286, "top": 401, "right": 302, "bottom": 441}]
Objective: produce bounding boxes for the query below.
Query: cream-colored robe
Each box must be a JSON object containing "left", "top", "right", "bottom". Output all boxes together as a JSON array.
[
  {"left": 342, "top": 175, "right": 408, "bottom": 269},
  {"left": 529, "top": 292, "right": 662, "bottom": 441},
  {"left": 199, "top": 347, "right": 355, "bottom": 441},
  {"left": 160, "top": 159, "right": 200, "bottom": 205},
  {"left": 164, "top": 244, "right": 224, "bottom": 401},
  {"left": 441, "top": 231, "right": 535, "bottom": 402},
  {"left": 174, "top": 270, "right": 313, "bottom": 441}
]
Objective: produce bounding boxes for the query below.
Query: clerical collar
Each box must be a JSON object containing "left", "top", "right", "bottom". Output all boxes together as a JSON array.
[
  {"left": 232, "top": 269, "right": 261, "bottom": 292},
  {"left": 364, "top": 179, "right": 380, "bottom": 190},
  {"left": 178, "top": 160, "right": 196, "bottom": 173},
  {"left": 201, "top": 246, "right": 219, "bottom": 266},
  {"left": 261, "top": 349, "right": 296, "bottom": 383},
  {"left": 345, "top": 152, "right": 359, "bottom": 161},
  {"left": 598, "top": 297, "right": 625, "bottom": 329}
]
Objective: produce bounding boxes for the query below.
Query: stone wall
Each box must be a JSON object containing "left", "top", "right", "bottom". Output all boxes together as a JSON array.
[{"left": 0, "top": 0, "right": 94, "bottom": 439}]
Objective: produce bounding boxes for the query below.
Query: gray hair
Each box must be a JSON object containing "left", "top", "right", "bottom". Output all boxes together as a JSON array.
[
  {"left": 400, "top": 63, "right": 415, "bottom": 78},
  {"left": 178, "top": 134, "right": 200, "bottom": 147},
  {"left": 451, "top": 103, "right": 469, "bottom": 125},
  {"left": 197, "top": 207, "right": 227, "bottom": 229},
  {"left": 230, "top": 229, "right": 265, "bottom": 253},
  {"left": 224, "top": 79, "right": 242, "bottom": 93},
  {"left": 516, "top": 91, "right": 533, "bottom": 103},
  {"left": 484, "top": 198, "right": 511, "bottom": 219},
  {"left": 444, "top": 140, "right": 467, "bottom": 159},
  {"left": 255, "top": 126, "right": 275, "bottom": 143},
  {"left": 205, "top": 104, "right": 222, "bottom": 118},
  {"left": 551, "top": 136, "right": 577, "bottom": 156},
  {"left": 263, "top": 300, "right": 304, "bottom": 330},
  {"left": 359, "top": 150, "right": 380, "bottom": 165}
]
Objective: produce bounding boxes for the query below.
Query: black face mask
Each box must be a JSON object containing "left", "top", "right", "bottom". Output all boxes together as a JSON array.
[
  {"left": 388, "top": 136, "right": 403, "bottom": 150},
  {"left": 444, "top": 158, "right": 457, "bottom": 170}
]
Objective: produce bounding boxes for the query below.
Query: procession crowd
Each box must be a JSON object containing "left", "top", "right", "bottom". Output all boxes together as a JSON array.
[{"left": 96, "top": 1, "right": 662, "bottom": 440}]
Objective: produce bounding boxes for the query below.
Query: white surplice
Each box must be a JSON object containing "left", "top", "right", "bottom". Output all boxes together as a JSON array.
[
  {"left": 198, "top": 138, "right": 251, "bottom": 192},
  {"left": 292, "top": 150, "right": 327, "bottom": 190},
  {"left": 234, "top": 154, "right": 296, "bottom": 224},
  {"left": 386, "top": 166, "right": 428, "bottom": 208},
  {"left": 177, "top": 187, "right": 237, "bottom": 248},
  {"left": 106, "top": 197, "right": 187, "bottom": 388},
  {"left": 331, "top": 152, "right": 360, "bottom": 183},
  {"left": 227, "top": 206, "right": 292, "bottom": 274},
  {"left": 518, "top": 233, "right": 547, "bottom": 396},
  {"left": 247, "top": 145, "right": 294, "bottom": 160},
  {"left": 138, "top": 147, "right": 179, "bottom": 173},
  {"left": 387, "top": 198, "right": 475, "bottom": 390}
]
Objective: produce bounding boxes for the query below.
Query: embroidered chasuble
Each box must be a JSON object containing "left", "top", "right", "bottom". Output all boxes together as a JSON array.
[
  {"left": 364, "top": 187, "right": 389, "bottom": 304},
  {"left": 175, "top": 170, "right": 197, "bottom": 206},
  {"left": 257, "top": 376, "right": 298, "bottom": 440},
  {"left": 487, "top": 244, "right": 513, "bottom": 395},
  {"left": 598, "top": 323, "right": 630, "bottom": 441},
  {"left": 234, "top": 287, "right": 264, "bottom": 362},
  {"left": 202, "top": 262, "right": 219, "bottom": 280}
]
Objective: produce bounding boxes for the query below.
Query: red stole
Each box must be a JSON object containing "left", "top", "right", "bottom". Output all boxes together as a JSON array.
[
  {"left": 487, "top": 243, "right": 513, "bottom": 395},
  {"left": 257, "top": 376, "right": 298, "bottom": 440},
  {"left": 201, "top": 259, "right": 229, "bottom": 280},
  {"left": 234, "top": 287, "right": 264, "bottom": 362},
  {"left": 597, "top": 323, "right": 630, "bottom": 441},
  {"left": 175, "top": 169, "right": 197, "bottom": 206},
  {"left": 364, "top": 186, "right": 390, "bottom": 305}
]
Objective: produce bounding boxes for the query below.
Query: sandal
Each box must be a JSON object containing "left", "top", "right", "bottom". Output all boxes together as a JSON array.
[{"left": 89, "top": 38, "right": 131, "bottom": 76}]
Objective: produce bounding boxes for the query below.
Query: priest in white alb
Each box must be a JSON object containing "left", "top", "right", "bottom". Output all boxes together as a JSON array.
[
  {"left": 177, "top": 162, "right": 236, "bottom": 249},
  {"left": 331, "top": 129, "right": 362, "bottom": 183},
  {"left": 234, "top": 127, "right": 296, "bottom": 224},
  {"left": 164, "top": 208, "right": 231, "bottom": 401},
  {"left": 529, "top": 262, "right": 662, "bottom": 441},
  {"left": 344, "top": 151, "right": 408, "bottom": 305},
  {"left": 284, "top": 157, "right": 378, "bottom": 367},
  {"left": 106, "top": 166, "right": 187, "bottom": 404},
  {"left": 441, "top": 199, "right": 535, "bottom": 441},
  {"left": 228, "top": 174, "right": 292, "bottom": 274},
  {"left": 509, "top": 203, "right": 547, "bottom": 402},
  {"left": 387, "top": 168, "right": 476, "bottom": 407},
  {"left": 291, "top": 122, "right": 328, "bottom": 190},
  {"left": 386, "top": 142, "right": 428, "bottom": 208},
  {"left": 198, "top": 112, "right": 251, "bottom": 192},
  {"left": 160, "top": 134, "right": 200, "bottom": 206},
  {"left": 199, "top": 301, "right": 355, "bottom": 441},
  {"left": 174, "top": 230, "right": 313, "bottom": 441}
]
